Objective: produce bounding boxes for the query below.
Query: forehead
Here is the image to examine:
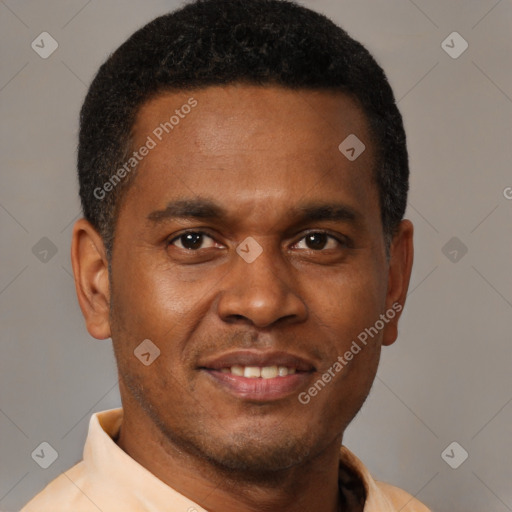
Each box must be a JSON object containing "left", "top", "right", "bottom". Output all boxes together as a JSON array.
[
  {"left": 121, "top": 85, "right": 378, "bottom": 226},
  {"left": 133, "top": 84, "right": 372, "bottom": 160}
]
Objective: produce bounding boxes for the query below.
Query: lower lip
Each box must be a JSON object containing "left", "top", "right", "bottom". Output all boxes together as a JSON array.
[{"left": 202, "top": 369, "right": 312, "bottom": 401}]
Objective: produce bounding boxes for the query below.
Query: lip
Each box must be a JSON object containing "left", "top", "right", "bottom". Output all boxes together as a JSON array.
[
  {"left": 198, "top": 350, "right": 316, "bottom": 402},
  {"left": 202, "top": 369, "right": 312, "bottom": 401}
]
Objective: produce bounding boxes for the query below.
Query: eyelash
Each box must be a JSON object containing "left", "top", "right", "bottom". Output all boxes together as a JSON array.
[{"left": 166, "top": 230, "right": 350, "bottom": 251}]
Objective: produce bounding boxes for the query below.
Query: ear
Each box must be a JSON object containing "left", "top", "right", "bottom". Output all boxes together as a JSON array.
[
  {"left": 381, "top": 219, "right": 414, "bottom": 347},
  {"left": 71, "top": 218, "right": 111, "bottom": 340}
]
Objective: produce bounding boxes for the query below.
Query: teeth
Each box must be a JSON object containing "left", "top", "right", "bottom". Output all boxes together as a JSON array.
[
  {"left": 244, "top": 366, "right": 261, "bottom": 378},
  {"left": 231, "top": 365, "right": 244, "bottom": 376},
  {"left": 278, "top": 365, "right": 289, "bottom": 376},
  {"left": 221, "top": 365, "right": 297, "bottom": 378},
  {"left": 261, "top": 366, "right": 278, "bottom": 379}
]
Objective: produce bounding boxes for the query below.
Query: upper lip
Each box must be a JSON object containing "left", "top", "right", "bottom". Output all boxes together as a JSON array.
[{"left": 199, "top": 350, "right": 316, "bottom": 372}]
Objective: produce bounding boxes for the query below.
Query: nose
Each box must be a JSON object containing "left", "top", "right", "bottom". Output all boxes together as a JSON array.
[{"left": 216, "top": 246, "right": 308, "bottom": 329}]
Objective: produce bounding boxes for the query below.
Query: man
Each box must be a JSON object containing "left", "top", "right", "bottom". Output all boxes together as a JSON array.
[{"left": 22, "top": 0, "right": 430, "bottom": 510}]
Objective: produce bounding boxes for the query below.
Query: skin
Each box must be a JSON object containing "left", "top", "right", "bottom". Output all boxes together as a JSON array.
[{"left": 71, "top": 84, "right": 414, "bottom": 512}]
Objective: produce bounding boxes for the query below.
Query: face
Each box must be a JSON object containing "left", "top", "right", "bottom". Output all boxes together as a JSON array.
[{"left": 83, "top": 85, "right": 412, "bottom": 474}]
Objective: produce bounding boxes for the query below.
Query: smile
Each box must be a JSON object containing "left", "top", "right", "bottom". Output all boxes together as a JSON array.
[{"left": 199, "top": 350, "right": 316, "bottom": 401}]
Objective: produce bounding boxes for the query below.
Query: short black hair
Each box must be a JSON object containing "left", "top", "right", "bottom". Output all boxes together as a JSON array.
[{"left": 78, "top": 0, "right": 409, "bottom": 259}]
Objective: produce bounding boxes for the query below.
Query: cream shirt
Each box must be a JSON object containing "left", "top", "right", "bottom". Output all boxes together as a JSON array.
[{"left": 22, "top": 408, "right": 431, "bottom": 512}]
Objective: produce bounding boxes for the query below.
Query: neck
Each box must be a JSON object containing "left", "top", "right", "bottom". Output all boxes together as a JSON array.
[{"left": 116, "top": 404, "right": 350, "bottom": 512}]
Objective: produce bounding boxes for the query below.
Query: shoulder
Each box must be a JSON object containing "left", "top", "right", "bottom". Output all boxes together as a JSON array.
[
  {"left": 20, "top": 462, "right": 99, "bottom": 512},
  {"left": 339, "top": 446, "right": 431, "bottom": 512},
  {"left": 375, "top": 480, "right": 432, "bottom": 512}
]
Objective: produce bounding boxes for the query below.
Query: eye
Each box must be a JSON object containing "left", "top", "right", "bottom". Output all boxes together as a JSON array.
[
  {"left": 294, "top": 232, "right": 345, "bottom": 251},
  {"left": 169, "top": 231, "right": 218, "bottom": 250}
]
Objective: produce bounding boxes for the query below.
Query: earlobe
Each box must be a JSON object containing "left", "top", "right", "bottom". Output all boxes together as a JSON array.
[
  {"left": 382, "top": 220, "right": 414, "bottom": 347},
  {"left": 70, "top": 218, "right": 112, "bottom": 340}
]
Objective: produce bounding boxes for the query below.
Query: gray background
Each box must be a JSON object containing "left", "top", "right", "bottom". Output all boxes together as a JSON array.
[{"left": 1, "top": 0, "right": 511, "bottom": 511}]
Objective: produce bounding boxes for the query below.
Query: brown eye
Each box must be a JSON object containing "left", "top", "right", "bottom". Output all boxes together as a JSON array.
[
  {"left": 170, "top": 232, "right": 216, "bottom": 250},
  {"left": 295, "top": 232, "right": 341, "bottom": 251},
  {"left": 305, "top": 233, "right": 328, "bottom": 250}
]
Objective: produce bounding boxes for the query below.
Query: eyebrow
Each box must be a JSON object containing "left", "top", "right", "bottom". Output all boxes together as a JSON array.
[
  {"left": 146, "top": 198, "right": 361, "bottom": 226},
  {"left": 294, "top": 202, "right": 359, "bottom": 224},
  {"left": 147, "top": 199, "right": 226, "bottom": 223}
]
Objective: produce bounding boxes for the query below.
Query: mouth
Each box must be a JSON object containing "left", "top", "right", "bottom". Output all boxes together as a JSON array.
[{"left": 199, "top": 350, "right": 316, "bottom": 401}]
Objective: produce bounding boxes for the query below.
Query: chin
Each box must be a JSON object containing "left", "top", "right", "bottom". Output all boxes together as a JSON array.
[{"left": 193, "top": 428, "right": 319, "bottom": 477}]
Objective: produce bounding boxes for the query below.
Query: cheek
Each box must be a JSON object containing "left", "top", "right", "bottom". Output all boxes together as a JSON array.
[
  {"left": 309, "top": 262, "right": 385, "bottom": 339},
  {"left": 112, "top": 262, "right": 202, "bottom": 338},
  {"left": 109, "top": 263, "right": 215, "bottom": 393}
]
